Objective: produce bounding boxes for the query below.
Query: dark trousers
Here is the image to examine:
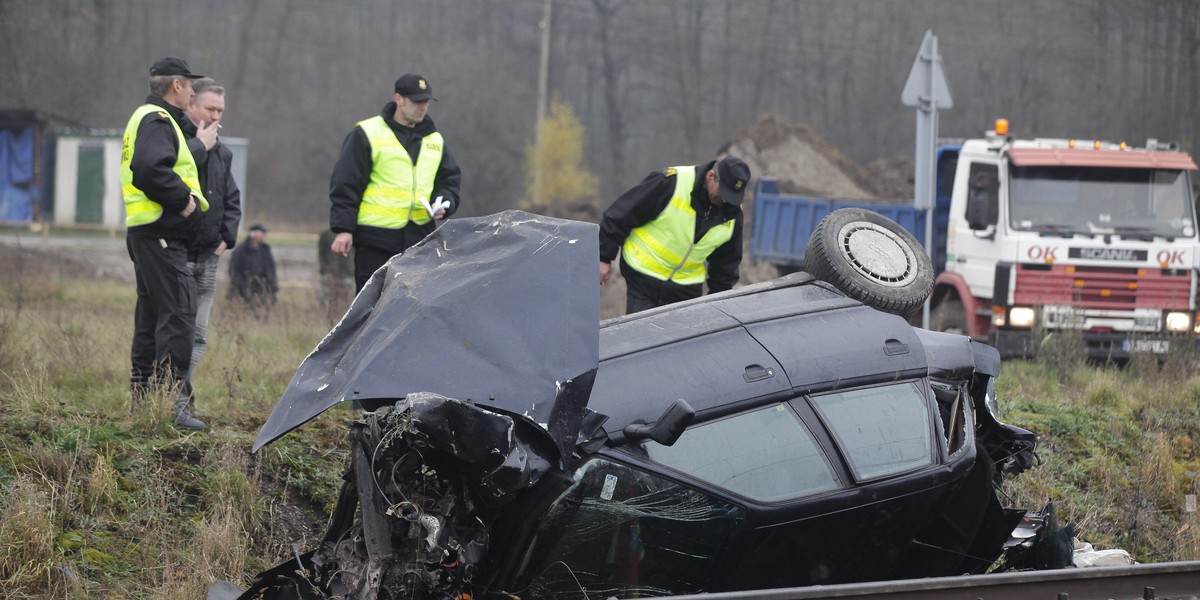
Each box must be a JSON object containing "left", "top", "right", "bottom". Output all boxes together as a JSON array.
[
  {"left": 625, "top": 286, "right": 660, "bottom": 314},
  {"left": 127, "top": 236, "right": 196, "bottom": 398},
  {"left": 353, "top": 244, "right": 398, "bottom": 293}
]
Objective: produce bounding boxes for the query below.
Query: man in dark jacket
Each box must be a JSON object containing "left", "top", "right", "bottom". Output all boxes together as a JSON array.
[
  {"left": 183, "top": 77, "right": 242, "bottom": 417},
  {"left": 121, "top": 56, "right": 209, "bottom": 430},
  {"left": 329, "top": 73, "right": 462, "bottom": 292},
  {"left": 228, "top": 224, "right": 278, "bottom": 316},
  {"left": 599, "top": 157, "right": 750, "bottom": 314}
]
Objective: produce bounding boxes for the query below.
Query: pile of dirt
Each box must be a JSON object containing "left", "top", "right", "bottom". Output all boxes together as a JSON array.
[{"left": 720, "top": 114, "right": 913, "bottom": 202}]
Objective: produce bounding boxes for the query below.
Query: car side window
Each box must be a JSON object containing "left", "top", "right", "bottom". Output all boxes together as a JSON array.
[
  {"left": 810, "top": 382, "right": 935, "bottom": 481},
  {"left": 644, "top": 403, "right": 840, "bottom": 502}
]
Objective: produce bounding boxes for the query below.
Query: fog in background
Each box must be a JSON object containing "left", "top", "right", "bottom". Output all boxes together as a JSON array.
[{"left": 3, "top": 0, "right": 1196, "bottom": 224}]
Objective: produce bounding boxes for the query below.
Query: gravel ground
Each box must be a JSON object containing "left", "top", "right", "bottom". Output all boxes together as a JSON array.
[{"left": 0, "top": 230, "right": 320, "bottom": 289}]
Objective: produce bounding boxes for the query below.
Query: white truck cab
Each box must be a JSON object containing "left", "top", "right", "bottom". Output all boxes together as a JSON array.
[{"left": 934, "top": 120, "right": 1199, "bottom": 359}]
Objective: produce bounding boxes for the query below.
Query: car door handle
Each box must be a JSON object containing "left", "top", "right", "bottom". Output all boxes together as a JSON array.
[{"left": 743, "top": 364, "right": 775, "bottom": 383}]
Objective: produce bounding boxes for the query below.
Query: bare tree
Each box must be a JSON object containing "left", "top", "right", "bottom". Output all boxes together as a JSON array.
[{"left": 591, "top": 0, "right": 626, "bottom": 192}]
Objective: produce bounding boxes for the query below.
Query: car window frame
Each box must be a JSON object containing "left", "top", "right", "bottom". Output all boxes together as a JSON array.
[
  {"left": 621, "top": 378, "right": 950, "bottom": 507},
  {"left": 802, "top": 380, "right": 941, "bottom": 484},
  {"left": 639, "top": 401, "right": 846, "bottom": 504}
]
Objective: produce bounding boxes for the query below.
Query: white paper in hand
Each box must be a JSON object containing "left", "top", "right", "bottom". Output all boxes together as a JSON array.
[{"left": 419, "top": 195, "right": 450, "bottom": 219}]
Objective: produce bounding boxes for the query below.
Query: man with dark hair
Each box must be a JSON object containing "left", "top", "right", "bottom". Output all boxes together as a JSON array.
[
  {"left": 183, "top": 77, "right": 241, "bottom": 419},
  {"left": 120, "top": 56, "right": 209, "bottom": 430},
  {"left": 329, "top": 73, "right": 462, "bottom": 292},
  {"left": 599, "top": 156, "right": 751, "bottom": 314}
]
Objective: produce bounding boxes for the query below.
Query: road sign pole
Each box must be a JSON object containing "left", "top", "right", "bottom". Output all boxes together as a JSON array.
[{"left": 901, "top": 30, "right": 953, "bottom": 329}]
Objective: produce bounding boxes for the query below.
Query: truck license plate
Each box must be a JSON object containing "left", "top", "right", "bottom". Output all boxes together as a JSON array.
[{"left": 1123, "top": 339, "right": 1169, "bottom": 354}]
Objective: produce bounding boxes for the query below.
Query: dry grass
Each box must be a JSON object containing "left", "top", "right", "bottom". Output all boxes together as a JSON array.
[
  {"left": 0, "top": 244, "right": 345, "bottom": 598},
  {"left": 0, "top": 477, "right": 56, "bottom": 592}
]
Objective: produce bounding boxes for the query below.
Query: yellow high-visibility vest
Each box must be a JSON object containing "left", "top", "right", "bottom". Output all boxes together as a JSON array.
[
  {"left": 120, "top": 104, "right": 207, "bottom": 227},
  {"left": 622, "top": 165, "right": 735, "bottom": 284},
  {"left": 355, "top": 116, "right": 444, "bottom": 229}
]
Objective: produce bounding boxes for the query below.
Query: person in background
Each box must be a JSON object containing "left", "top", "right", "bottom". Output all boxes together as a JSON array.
[
  {"left": 598, "top": 156, "right": 750, "bottom": 314},
  {"left": 183, "top": 77, "right": 241, "bottom": 419},
  {"left": 121, "top": 56, "right": 210, "bottom": 431},
  {"left": 228, "top": 224, "right": 278, "bottom": 317},
  {"left": 329, "top": 73, "right": 462, "bottom": 293}
]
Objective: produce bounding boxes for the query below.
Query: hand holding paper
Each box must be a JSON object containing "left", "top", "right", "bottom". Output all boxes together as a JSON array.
[{"left": 419, "top": 195, "right": 450, "bottom": 219}]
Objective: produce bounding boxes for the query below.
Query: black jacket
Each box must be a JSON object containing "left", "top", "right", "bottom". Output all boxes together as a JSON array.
[
  {"left": 126, "top": 95, "right": 204, "bottom": 239},
  {"left": 329, "top": 103, "right": 463, "bottom": 256},
  {"left": 599, "top": 161, "right": 743, "bottom": 302},
  {"left": 228, "top": 240, "right": 278, "bottom": 301},
  {"left": 183, "top": 122, "right": 242, "bottom": 259}
]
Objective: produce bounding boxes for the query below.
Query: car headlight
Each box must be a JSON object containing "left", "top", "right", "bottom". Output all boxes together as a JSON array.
[
  {"left": 1008, "top": 306, "right": 1036, "bottom": 329},
  {"left": 1166, "top": 311, "right": 1191, "bottom": 333}
]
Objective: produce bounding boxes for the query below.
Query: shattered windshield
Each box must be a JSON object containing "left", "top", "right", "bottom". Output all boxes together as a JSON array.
[
  {"left": 517, "top": 458, "right": 744, "bottom": 600},
  {"left": 1009, "top": 166, "right": 1194, "bottom": 238}
]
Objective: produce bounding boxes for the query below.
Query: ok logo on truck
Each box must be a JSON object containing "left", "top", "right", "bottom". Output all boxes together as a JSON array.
[
  {"left": 1155, "top": 249, "right": 1186, "bottom": 266},
  {"left": 1026, "top": 245, "right": 1058, "bottom": 262}
]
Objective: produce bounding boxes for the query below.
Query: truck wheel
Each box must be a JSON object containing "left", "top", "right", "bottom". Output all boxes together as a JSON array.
[
  {"left": 931, "top": 299, "right": 967, "bottom": 335},
  {"left": 804, "top": 208, "right": 934, "bottom": 317}
]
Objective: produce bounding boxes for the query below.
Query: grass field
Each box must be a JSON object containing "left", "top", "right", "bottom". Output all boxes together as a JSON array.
[
  {"left": 2, "top": 243, "right": 1200, "bottom": 598},
  {"left": 0, "top": 245, "right": 348, "bottom": 599}
]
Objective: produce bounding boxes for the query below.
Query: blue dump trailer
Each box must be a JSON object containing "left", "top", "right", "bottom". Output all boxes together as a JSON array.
[{"left": 749, "top": 144, "right": 959, "bottom": 276}]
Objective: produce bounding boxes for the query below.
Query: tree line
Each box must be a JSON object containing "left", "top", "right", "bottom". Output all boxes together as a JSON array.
[{"left": 2, "top": 0, "right": 1196, "bottom": 224}]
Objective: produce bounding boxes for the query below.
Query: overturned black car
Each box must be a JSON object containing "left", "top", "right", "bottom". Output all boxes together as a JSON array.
[{"left": 233, "top": 210, "right": 1040, "bottom": 600}]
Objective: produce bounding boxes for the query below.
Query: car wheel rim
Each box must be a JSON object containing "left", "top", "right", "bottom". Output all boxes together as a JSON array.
[{"left": 837, "top": 221, "right": 919, "bottom": 287}]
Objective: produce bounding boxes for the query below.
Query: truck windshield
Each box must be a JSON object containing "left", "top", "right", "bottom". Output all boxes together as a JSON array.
[{"left": 1008, "top": 166, "right": 1194, "bottom": 239}]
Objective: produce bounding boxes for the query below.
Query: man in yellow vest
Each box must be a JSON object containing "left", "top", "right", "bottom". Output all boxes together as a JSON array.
[
  {"left": 329, "top": 73, "right": 463, "bottom": 293},
  {"left": 120, "top": 56, "right": 210, "bottom": 430},
  {"left": 599, "top": 157, "right": 751, "bottom": 314}
]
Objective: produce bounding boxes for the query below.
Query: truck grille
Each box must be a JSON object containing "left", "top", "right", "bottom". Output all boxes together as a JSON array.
[{"left": 1014, "top": 264, "right": 1191, "bottom": 310}]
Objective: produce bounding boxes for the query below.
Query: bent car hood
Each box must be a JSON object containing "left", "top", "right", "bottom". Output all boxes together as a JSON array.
[{"left": 253, "top": 211, "right": 600, "bottom": 451}]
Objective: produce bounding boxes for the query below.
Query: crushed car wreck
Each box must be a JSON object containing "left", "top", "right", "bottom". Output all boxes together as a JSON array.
[{"left": 231, "top": 209, "right": 1043, "bottom": 600}]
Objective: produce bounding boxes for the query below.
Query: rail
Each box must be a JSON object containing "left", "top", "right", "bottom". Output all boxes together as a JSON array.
[{"left": 651, "top": 561, "right": 1200, "bottom": 600}]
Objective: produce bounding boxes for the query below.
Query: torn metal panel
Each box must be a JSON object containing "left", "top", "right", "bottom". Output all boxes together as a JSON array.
[
  {"left": 254, "top": 211, "right": 600, "bottom": 451},
  {"left": 309, "top": 394, "right": 561, "bottom": 600}
]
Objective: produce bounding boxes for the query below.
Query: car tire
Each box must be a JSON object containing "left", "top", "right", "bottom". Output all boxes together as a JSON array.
[{"left": 804, "top": 208, "right": 934, "bottom": 317}]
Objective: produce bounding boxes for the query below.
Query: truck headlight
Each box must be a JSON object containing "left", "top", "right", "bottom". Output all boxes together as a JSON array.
[
  {"left": 1166, "top": 311, "right": 1192, "bottom": 333},
  {"left": 1008, "top": 306, "right": 1036, "bottom": 329}
]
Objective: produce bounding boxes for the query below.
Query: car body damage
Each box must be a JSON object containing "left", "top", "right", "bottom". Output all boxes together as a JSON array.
[
  {"left": 253, "top": 211, "right": 601, "bottom": 455},
  {"left": 230, "top": 210, "right": 1047, "bottom": 600}
]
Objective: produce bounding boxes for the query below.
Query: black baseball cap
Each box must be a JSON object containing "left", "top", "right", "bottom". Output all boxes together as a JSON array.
[
  {"left": 394, "top": 74, "right": 435, "bottom": 101},
  {"left": 249, "top": 223, "right": 268, "bottom": 233},
  {"left": 716, "top": 157, "right": 751, "bottom": 206},
  {"left": 149, "top": 57, "right": 203, "bottom": 79}
]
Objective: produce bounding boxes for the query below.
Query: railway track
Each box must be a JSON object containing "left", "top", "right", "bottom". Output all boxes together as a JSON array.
[{"left": 655, "top": 561, "right": 1200, "bottom": 600}]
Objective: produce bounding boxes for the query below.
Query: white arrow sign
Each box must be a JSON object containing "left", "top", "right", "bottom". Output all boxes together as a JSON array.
[{"left": 902, "top": 30, "right": 953, "bottom": 109}]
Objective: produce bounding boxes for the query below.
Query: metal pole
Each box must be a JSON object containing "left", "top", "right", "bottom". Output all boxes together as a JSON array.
[
  {"left": 534, "top": 0, "right": 552, "bottom": 206},
  {"left": 902, "top": 30, "right": 952, "bottom": 330}
]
